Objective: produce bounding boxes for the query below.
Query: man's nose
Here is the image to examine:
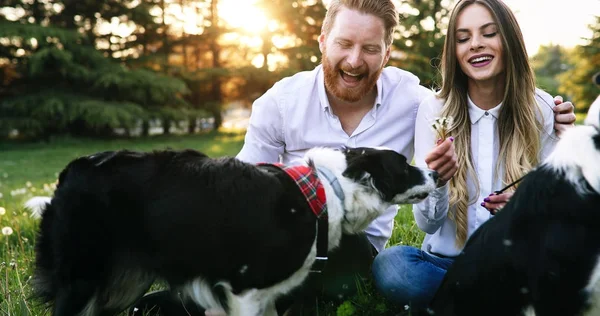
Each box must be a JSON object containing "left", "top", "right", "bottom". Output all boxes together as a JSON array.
[{"left": 346, "top": 47, "right": 364, "bottom": 69}]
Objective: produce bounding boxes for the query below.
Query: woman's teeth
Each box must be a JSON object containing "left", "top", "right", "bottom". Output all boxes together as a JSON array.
[{"left": 470, "top": 56, "right": 492, "bottom": 64}]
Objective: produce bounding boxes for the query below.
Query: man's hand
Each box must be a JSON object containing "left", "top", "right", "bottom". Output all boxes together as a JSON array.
[
  {"left": 424, "top": 137, "right": 458, "bottom": 187},
  {"left": 553, "top": 95, "right": 576, "bottom": 137},
  {"left": 481, "top": 192, "right": 514, "bottom": 215}
]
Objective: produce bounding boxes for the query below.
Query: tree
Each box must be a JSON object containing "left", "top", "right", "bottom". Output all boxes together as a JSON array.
[
  {"left": 257, "top": 0, "right": 325, "bottom": 72},
  {"left": 557, "top": 15, "right": 600, "bottom": 113},
  {"left": 391, "top": 0, "right": 452, "bottom": 89},
  {"left": 530, "top": 44, "right": 573, "bottom": 97},
  {"left": 0, "top": 20, "right": 192, "bottom": 139}
]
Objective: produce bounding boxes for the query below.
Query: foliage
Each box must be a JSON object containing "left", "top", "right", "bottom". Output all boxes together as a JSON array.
[
  {"left": 557, "top": 15, "right": 600, "bottom": 112},
  {"left": 530, "top": 44, "right": 574, "bottom": 97},
  {"left": 0, "top": 20, "right": 193, "bottom": 139},
  {"left": 257, "top": 0, "right": 325, "bottom": 72},
  {"left": 391, "top": 0, "right": 452, "bottom": 89}
]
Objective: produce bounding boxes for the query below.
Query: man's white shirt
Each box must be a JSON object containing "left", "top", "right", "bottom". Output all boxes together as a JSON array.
[{"left": 237, "top": 64, "right": 432, "bottom": 252}]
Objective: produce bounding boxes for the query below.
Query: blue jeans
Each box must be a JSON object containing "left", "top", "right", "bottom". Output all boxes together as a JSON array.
[{"left": 371, "top": 245, "right": 454, "bottom": 309}]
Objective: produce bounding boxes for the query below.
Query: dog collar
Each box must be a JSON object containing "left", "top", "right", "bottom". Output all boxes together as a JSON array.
[
  {"left": 258, "top": 162, "right": 329, "bottom": 273},
  {"left": 266, "top": 163, "right": 327, "bottom": 218},
  {"left": 316, "top": 167, "right": 344, "bottom": 206}
]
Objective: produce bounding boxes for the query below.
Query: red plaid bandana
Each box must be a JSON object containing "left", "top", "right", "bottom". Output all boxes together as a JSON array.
[{"left": 261, "top": 163, "right": 327, "bottom": 218}]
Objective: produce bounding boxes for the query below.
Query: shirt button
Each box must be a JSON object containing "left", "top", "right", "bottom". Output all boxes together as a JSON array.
[{"left": 484, "top": 111, "right": 490, "bottom": 116}]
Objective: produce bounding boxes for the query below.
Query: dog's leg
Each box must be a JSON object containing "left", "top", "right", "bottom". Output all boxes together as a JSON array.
[
  {"left": 262, "top": 300, "right": 278, "bottom": 316},
  {"left": 100, "top": 273, "right": 155, "bottom": 314},
  {"left": 229, "top": 289, "right": 264, "bottom": 316},
  {"left": 52, "top": 284, "right": 100, "bottom": 316},
  {"left": 182, "top": 277, "right": 231, "bottom": 315},
  {"left": 230, "top": 289, "right": 280, "bottom": 316}
]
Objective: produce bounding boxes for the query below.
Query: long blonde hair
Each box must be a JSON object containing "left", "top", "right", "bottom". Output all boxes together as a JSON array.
[{"left": 438, "top": 0, "right": 543, "bottom": 247}]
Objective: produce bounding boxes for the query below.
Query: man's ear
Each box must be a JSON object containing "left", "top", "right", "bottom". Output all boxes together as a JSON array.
[
  {"left": 383, "top": 46, "right": 391, "bottom": 65},
  {"left": 318, "top": 32, "right": 326, "bottom": 53}
]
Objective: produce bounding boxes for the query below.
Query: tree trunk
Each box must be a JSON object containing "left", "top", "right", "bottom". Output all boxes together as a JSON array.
[
  {"left": 160, "top": 0, "right": 170, "bottom": 70},
  {"left": 209, "top": 0, "right": 223, "bottom": 129},
  {"left": 162, "top": 119, "right": 171, "bottom": 135},
  {"left": 142, "top": 120, "right": 150, "bottom": 137},
  {"left": 188, "top": 117, "right": 197, "bottom": 134}
]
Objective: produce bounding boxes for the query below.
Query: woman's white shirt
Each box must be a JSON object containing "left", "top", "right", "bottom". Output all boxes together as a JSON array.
[{"left": 412, "top": 89, "right": 559, "bottom": 257}]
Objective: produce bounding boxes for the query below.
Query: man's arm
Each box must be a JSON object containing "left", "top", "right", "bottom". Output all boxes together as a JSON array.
[
  {"left": 236, "top": 90, "right": 285, "bottom": 163},
  {"left": 553, "top": 95, "right": 577, "bottom": 136}
]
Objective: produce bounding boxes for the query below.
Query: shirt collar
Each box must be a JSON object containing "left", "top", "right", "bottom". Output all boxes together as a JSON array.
[
  {"left": 467, "top": 94, "right": 502, "bottom": 124},
  {"left": 317, "top": 65, "right": 382, "bottom": 112}
]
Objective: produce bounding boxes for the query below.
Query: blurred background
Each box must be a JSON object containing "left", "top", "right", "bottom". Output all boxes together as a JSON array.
[{"left": 1, "top": 0, "right": 599, "bottom": 140}]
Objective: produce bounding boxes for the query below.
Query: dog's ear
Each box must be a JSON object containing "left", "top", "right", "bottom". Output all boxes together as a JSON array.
[
  {"left": 342, "top": 153, "right": 395, "bottom": 199},
  {"left": 342, "top": 152, "right": 371, "bottom": 182}
]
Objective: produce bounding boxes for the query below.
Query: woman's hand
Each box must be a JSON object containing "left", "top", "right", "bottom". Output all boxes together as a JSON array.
[
  {"left": 424, "top": 137, "right": 458, "bottom": 187},
  {"left": 481, "top": 192, "right": 514, "bottom": 215}
]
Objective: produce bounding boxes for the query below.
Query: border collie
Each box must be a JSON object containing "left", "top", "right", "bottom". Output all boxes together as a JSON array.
[
  {"left": 32, "top": 146, "right": 437, "bottom": 316},
  {"left": 426, "top": 124, "right": 600, "bottom": 316}
]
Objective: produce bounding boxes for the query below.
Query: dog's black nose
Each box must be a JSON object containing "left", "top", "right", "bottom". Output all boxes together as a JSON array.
[{"left": 430, "top": 170, "right": 439, "bottom": 183}]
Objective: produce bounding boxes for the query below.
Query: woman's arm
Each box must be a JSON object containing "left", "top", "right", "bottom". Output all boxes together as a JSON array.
[{"left": 412, "top": 95, "right": 454, "bottom": 234}]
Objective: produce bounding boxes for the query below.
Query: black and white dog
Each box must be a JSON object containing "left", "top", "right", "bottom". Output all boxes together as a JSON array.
[
  {"left": 427, "top": 122, "right": 600, "bottom": 316},
  {"left": 32, "top": 146, "right": 437, "bottom": 316}
]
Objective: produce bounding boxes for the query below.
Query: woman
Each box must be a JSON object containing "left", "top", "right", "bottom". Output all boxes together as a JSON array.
[{"left": 371, "top": 0, "right": 559, "bottom": 309}]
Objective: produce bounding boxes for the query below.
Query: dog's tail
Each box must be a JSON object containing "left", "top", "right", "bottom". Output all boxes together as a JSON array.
[
  {"left": 30, "top": 159, "right": 109, "bottom": 315},
  {"left": 24, "top": 196, "right": 52, "bottom": 219},
  {"left": 31, "top": 197, "right": 58, "bottom": 305}
]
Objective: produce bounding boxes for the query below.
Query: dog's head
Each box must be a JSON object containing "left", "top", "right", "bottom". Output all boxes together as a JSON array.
[
  {"left": 340, "top": 147, "right": 438, "bottom": 204},
  {"left": 545, "top": 125, "right": 600, "bottom": 194},
  {"left": 303, "top": 147, "right": 438, "bottom": 235}
]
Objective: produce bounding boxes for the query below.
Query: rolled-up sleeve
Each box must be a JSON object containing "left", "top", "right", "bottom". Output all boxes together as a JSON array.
[
  {"left": 535, "top": 89, "right": 560, "bottom": 161},
  {"left": 412, "top": 95, "right": 451, "bottom": 234},
  {"left": 236, "top": 86, "right": 285, "bottom": 163},
  {"left": 413, "top": 183, "right": 450, "bottom": 234}
]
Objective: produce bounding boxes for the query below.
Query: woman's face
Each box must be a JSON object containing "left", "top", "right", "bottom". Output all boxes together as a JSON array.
[{"left": 454, "top": 3, "right": 505, "bottom": 85}]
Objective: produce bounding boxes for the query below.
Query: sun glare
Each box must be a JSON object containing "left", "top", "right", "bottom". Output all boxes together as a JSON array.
[{"left": 219, "top": 0, "right": 268, "bottom": 34}]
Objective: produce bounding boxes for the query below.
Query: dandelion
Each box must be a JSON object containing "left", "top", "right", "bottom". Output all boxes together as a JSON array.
[
  {"left": 431, "top": 116, "right": 454, "bottom": 143},
  {"left": 0, "top": 207, "right": 5, "bottom": 215},
  {"left": 2, "top": 226, "right": 13, "bottom": 235}
]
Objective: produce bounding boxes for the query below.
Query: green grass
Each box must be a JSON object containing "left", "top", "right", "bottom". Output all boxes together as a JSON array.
[{"left": 0, "top": 132, "right": 423, "bottom": 315}]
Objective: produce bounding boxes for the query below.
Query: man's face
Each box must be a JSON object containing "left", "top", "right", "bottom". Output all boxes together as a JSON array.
[{"left": 319, "top": 7, "right": 391, "bottom": 103}]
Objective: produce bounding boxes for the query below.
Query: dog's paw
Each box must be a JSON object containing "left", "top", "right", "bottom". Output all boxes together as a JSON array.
[{"left": 205, "top": 308, "right": 227, "bottom": 316}]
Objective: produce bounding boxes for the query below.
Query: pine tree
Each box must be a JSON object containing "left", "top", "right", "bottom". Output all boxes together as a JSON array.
[
  {"left": 557, "top": 15, "right": 600, "bottom": 112},
  {"left": 0, "top": 19, "right": 191, "bottom": 139},
  {"left": 392, "top": 0, "right": 451, "bottom": 89}
]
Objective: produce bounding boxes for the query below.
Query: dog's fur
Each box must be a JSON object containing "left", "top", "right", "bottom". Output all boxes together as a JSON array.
[
  {"left": 427, "top": 124, "right": 600, "bottom": 316},
  {"left": 32, "top": 146, "right": 437, "bottom": 316}
]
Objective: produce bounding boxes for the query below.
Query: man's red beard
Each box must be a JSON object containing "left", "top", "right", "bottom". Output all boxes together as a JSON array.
[{"left": 322, "top": 49, "right": 383, "bottom": 103}]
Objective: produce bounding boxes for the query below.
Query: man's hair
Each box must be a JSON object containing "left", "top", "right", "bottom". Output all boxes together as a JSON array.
[
  {"left": 438, "top": 0, "right": 543, "bottom": 248},
  {"left": 322, "top": 0, "right": 399, "bottom": 47}
]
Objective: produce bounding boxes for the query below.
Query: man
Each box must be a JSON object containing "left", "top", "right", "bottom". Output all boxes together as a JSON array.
[{"left": 132, "top": 0, "right": 575, "bottom": 314}]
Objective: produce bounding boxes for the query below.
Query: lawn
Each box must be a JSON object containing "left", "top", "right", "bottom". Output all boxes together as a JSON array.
[{"left": 0, "top": 131, "right": 423, "bottom": 315}]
